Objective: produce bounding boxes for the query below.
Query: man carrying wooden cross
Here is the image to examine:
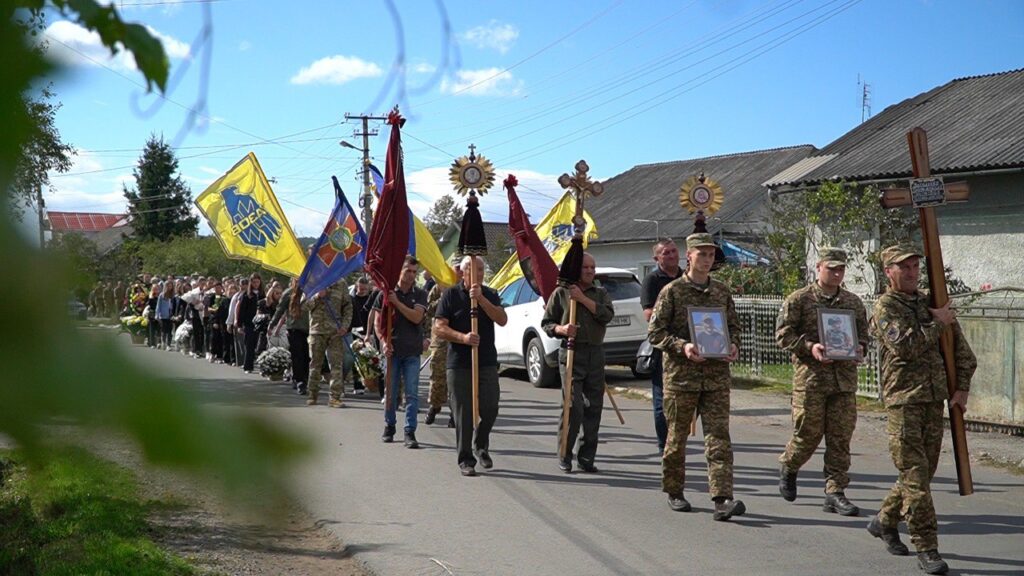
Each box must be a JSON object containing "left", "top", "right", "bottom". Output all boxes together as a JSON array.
[{"left": 867, "top": 244, "right": 976, "bottom": 575}]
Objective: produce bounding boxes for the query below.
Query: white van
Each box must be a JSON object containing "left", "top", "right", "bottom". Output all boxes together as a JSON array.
[{"left": 494, "top": 267, "right": 647, "bottom": 387}]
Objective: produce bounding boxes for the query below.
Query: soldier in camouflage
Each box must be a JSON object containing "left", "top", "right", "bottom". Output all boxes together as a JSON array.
[
  {"left": 866, "top": 244, "right": 976, "bottom": 576},
  {"left": 301, "top": 280, "right": 353, "bottom": 408},
  {"left": 775, "top": 248, "right": 868, "bottom": 516},
  {"left": 424, "top": 263, "right": 463, "bottom": 428},
  {"left": 648, "top": 233, "right": 745, "bottom": 521}
]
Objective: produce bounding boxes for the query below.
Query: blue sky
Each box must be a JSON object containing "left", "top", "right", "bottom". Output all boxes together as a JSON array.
[{"left": 35, "top": 0, "right": 1024, "bottom": 238}]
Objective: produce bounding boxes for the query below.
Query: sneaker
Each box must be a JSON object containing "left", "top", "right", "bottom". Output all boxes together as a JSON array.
[
  {"left": 667, "top": 493, "right": 691, "bottom": 512},
  {"left": 779, "top": 463, "right": 797, "bottom": 501},
  {"left": 353, "top": 388, "right": 366, "bottom": 396},
  {"left": 475, "top": 450, "right": 493, "bottom": 469},
  {"left": 425, "top": 406, "right": 439, "bottom": 425},
  {"left": 577, "top": 461, "right": 599, "bottom": 474},
  {"left": 558, "top": 459, "right": 572, "bottom": 473},
  {"left": 712, "top": 498, "right": 746, "bottom": 521},
  {"left": 328, "top": 398, "right": 345, "bottom": 409},
  {"left": 866, "top": 515, "right": 909, "bottom": 556},
  {"left": 381, "top": 426, "right": 395, "bottom": 443},
  {"left": 917, "top": 550, "right": 949, "bottom": 575},
  {"left": 459, "top": 463, "right": 476, "bottom": 477},
  {"left": 404, "top": 431, "right": 420, "bottom": 449},
  {"left": 823, "top": 492, "right": 859, "bottom": 516},
  {"left": 296, "top": 384, "right": 308, "bottom": 396}
]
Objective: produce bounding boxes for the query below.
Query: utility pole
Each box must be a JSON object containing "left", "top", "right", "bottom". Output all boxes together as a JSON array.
[
  {"left": 857, "top": 74, "right": 872, "bottom": 123},
  {"left": 343, "top": 113, "right": 387, "bottom": 234},
  {"left": 36, "top": 183, "right": 46, "bottom": 248}
]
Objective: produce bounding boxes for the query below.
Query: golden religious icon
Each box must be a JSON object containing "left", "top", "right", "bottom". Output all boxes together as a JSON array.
[
  {"left": 449, "top": 143, "right": 496, "bottom": 196},
  {"left": 679, "top": 173, "right": 724, "bottom": 215}
]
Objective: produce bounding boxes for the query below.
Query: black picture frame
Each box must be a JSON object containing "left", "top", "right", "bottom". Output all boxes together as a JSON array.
[{"left": 687, "top": 306, "right": 731, "bottom": 359}]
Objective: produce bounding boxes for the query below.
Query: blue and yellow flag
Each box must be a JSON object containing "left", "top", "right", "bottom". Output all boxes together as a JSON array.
[
  {"left": 369, "top": 164, "right": 458, "bottom": 287},
  {"left": 297, "top": 177, "right": 367, "bottom": 297},
  {"left": 195, "top": 153, "right": 306, "bottom": 277}
]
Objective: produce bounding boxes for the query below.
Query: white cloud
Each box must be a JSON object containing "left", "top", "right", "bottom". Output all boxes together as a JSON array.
[
  {"left": 198, "top": 166, "right": 223, "bottom": 176},
  {"left": 290, "top": 55, "right": 383, "bottom": 85},
  {"left": 460, "top": 20, "right": 519, "bottom": 54},
  {"left": 405, "top": 166, "right": 563, "bottom": 224},
  {"left": 439, "top": 68, "right": 524, "bottom": 97},
  {"left": 42, "top": 20, "right": 190, "bottom": 72},
  {"left": 238, "top": 40, "right": 252, "bottom": 52},
  {"left": 410, "top": 61, "right": 436, "bottom": 74}
]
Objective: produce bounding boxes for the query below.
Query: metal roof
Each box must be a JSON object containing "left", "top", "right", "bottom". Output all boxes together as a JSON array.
[
  {"left": 766, "top": 68, "right": 1024, "bottom": 188},
  {"left": 46, "top": 211, "right": 127, "bottom": 232},
  {"left": 588, "top": 145, "right": 816, "bottom": 244}
]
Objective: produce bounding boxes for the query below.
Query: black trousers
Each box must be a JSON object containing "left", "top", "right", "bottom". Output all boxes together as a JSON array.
[
  {"left": 447, "top": 366, "right": 500, "bottom": 467},
  {"left": 208, "top": 322, "right": 223, "bottom": 359},
  {"left": 243, "top": 325, "right": 257, "bottom": 371},
  {"left": 223, "top": 331, "right": 235, "bottom": 364},
  {"left": 147, "top": 316, "right": 158, "bottom": 347},
  {"left": 558, "top": 346, "right": 606, "bottom": 465},
  {"left": 288, "top": 328, "right": 310, "bottom": 385},
  {"left": 160, "top": 319, "right": 173, "bottom": 348},
  {"left": 190, "top": 316, "right": 205, "bottom": 355}
]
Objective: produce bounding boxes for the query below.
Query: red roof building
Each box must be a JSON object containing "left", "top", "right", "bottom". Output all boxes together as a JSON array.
[{"left": 46, "top": 211, "right": 128, "bottom": 233}]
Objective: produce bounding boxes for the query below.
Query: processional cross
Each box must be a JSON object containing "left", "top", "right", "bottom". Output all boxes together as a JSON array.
[{"left": 879, "top": 127, "right": 973, "bottom": 496}]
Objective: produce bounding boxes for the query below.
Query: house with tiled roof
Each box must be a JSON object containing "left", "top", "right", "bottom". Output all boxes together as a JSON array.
[
  {"left": 765, "top": 68, "right": 1024, "bottom": 292},
  {"left": 585, "top": 145, "right": 816, "bottom": 277},
  {"left": 45, "top": 210, "right": 133, "bottom": 253}
]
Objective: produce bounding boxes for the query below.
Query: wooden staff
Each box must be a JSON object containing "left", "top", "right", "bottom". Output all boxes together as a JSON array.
[
  {"left": 469, "top": 262, "right": 480, "bottom": 429},
  {"left": 383, "top": 309, "right": 393, "bottom": 412},
  {"left": 604, "top": 385, "right": 625, "bottom": 425},
  {"left": 559, "top": 299, "right": 578, "bottom": 459}
]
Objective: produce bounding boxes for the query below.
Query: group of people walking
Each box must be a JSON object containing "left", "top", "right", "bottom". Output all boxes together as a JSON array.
[{"left": 111, "top": 232, "right": 975, "bottom": 576}]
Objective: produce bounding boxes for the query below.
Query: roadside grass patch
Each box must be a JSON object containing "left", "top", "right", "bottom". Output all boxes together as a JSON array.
[{"left": 0, "top": 447, "right": 195, "bottom": 575}]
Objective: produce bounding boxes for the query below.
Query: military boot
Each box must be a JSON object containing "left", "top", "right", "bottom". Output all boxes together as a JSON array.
[
  {"left": 306, "top": 391, "right": 318, "bottom": 406},
  {"left": 823, "top": 492, "right": 859, "bottom": 516},
  {"left": 917, "top": 550, "right": 949, "bottom": 575},
  {"left": 866, "top": 515, "right": 909, "bottom": 556},
  {"left": 712, "top": 498, "right": 746, "bottom": 521},
  {"left": 425, "top": 405, "right": 439, "bottom": 425},
  {"left": 778, "top": 463, "right": 797, "bottom": 501},
  {"left": 328, "top": 397, "right": 345, "bottom": 409},
  {"left": 667, "top": 493, "right": 691, "bottom": 512}
]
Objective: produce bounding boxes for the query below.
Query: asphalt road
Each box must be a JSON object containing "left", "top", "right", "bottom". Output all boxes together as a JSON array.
[{"left": 142, "top": 343, "right": 1023, "bottom": 576}]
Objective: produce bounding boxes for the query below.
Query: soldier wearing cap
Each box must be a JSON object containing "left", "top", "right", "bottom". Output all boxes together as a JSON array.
[
  {"left": 648, "top": 232, "right": 745, "bottom": 521},
  {"left": 866, "top": 244, "right": 975, "bottom": 575},
  {"left": 775, "top": 247, "right": 868, "bottom": 516},
  {"left": 424, "top": 258, "right": 463, "bottom": 428}
]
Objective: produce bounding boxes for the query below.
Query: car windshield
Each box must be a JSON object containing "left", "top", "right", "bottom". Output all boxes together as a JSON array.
[{"left": 597, "top": 275, "right": 641, "bottom": 301}]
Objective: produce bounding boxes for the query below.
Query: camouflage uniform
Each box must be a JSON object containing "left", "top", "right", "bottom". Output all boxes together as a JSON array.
[
  {"left": 648, "top": 273, "right": 741, "bottom": 500},
  {"left": 870, "top": 248, "right": 976, "bottom": 553},
  {"left": 425, "top": 283, "right": 449, "bottom": 410},
  {"left": 104, "top": 285, "right": 116, "bottom": 319},
  {"left": 302, "top": 281, "right": 353, "bottom": 402},
  {"left": 776, "top": 280, "right": 868, "bottom": 493}
]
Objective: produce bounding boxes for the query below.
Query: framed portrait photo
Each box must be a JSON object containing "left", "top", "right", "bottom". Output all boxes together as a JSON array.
[
  {"left": 817, "top": 308, "right": 859, "bottom": 360},
  {"left": 687, "top": 307, "right": 731, "bottom": 359}
]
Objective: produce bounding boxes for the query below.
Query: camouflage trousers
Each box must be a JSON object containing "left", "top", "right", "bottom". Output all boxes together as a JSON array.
[
  {"left": 779, "top": 389, "right": 857, "bottom": 493},
  {"left": 308, "top": 332, "right": 344, "bottom": 400},
  {"left": 662, "top": 388, "right": 733, "bottom": 500},
  {"left": 879, "top": 402, "right": 944, "bottom": 552},
  {"left": 427, "top": 336, "right": 448, "bottom": 409}
]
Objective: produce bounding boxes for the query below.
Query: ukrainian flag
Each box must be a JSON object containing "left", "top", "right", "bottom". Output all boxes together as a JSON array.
[
  {"left": 489, "top": 191, "right": 598, "bottom": 293},
  {"left": 369, "top": 164, "right": 458, "bottom": 287},
  {"left": 195, "top": 153, "right": 307, "bottom": 277}
]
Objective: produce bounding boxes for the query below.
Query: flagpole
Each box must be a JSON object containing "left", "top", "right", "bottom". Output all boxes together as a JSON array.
[
  {"left": 470, "top": 264, "right": 480, "bottom": 429},
  {"left": 559, "top": 299, "right": 577, "bottom": 459}
]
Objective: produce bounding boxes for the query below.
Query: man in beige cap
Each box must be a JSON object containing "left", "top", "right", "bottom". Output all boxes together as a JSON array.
[
  {"left": 867, "top": 244, "right": 976, "bottom": 575},
  {"left": 648, "top": 233, "right": 745, "bottom": 521},
  {"left": 775, "top": 247, "right": 868, "bottom": 516}
]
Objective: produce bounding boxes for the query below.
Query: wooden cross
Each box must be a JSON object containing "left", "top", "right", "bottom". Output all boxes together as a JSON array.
[{"left": 880, "top": 127, "right": 973, "bottom": 496}]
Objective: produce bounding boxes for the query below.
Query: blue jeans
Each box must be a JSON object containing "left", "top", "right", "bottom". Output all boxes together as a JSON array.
[
  {"left": 651, "top": 351, "right": 667, "bottom": 451},
  {"left": 385, "top": 355, "right": 421, "bottom": 432}
]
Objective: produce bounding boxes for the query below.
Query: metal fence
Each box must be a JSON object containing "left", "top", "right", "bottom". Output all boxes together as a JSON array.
[{"left": 732, "top": 295, "right": 882, "bottom": 399}]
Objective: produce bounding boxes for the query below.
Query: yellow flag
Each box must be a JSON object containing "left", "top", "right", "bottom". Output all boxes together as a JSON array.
[
  {"left": 195, "top": 153, "right": 307, "bottom": 277},
  {"left": 489, "top": 191, "right": 598, "bottom": 292},
  {"left": 413, "top": 215, "right": 459, "bottom": 287}
]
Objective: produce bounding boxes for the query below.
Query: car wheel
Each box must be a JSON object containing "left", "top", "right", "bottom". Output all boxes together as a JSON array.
[{"left": 526, "top": 337, "right": 557, "bottom": 388}]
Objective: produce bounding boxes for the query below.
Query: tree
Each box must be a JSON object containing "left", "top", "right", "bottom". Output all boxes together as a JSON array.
[
  {"left": 8, "top": 88, "right": 75, "bottom": 222},
  {"left": 123, "top": 134, "right": 198, "bottom": 241},
  {"left": 423, "top": 193, "right": 463, "bottom": 241},
  {"left": 765, "top": 181, "right": 917, "bottom": 294}
]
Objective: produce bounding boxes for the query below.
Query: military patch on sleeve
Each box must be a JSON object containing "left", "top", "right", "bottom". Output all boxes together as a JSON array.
[{"left": 883, "top": 321, "right": 900, "bottom": 343}]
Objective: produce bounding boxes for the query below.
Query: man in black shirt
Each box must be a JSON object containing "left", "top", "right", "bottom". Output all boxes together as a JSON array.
[
  {"left": 640, "top": 238, "right": 682, "bottom": 452},
  {"left": 373, "top": 257, "right": 429, "bottom": 447},
  {"left": 434, "top": 256, "right": 508, "bottom": 477}
]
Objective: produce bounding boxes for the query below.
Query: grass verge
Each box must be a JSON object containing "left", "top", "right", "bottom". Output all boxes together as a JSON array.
[{"left": 0, "top": 447, "right": 195, "bottom": 576}]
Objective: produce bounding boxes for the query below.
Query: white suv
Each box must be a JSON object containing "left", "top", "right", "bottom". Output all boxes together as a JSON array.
[{"left": 494, "top": 267, "right": 647, "bottom": 387}]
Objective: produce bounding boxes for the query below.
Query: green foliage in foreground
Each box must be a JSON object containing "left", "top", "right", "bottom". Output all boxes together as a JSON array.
[{"left": 0, "top": 448, "right": 194, "bottom": 575}]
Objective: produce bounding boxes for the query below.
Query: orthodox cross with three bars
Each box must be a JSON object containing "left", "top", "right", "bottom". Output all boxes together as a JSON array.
[{"left": 880, "top": 127, "right": 973, "bottom": 496}]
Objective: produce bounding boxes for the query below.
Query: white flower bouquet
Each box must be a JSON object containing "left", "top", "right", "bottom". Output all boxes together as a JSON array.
[
  {"left": 174, "top": 322, "right": 193, "bottom": 353},
  {"left": 256, "top": 346, "right": 291, "bottom": 379},
  {"left": 350, "top": 338, "right": 384, "bottom": 381}
]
